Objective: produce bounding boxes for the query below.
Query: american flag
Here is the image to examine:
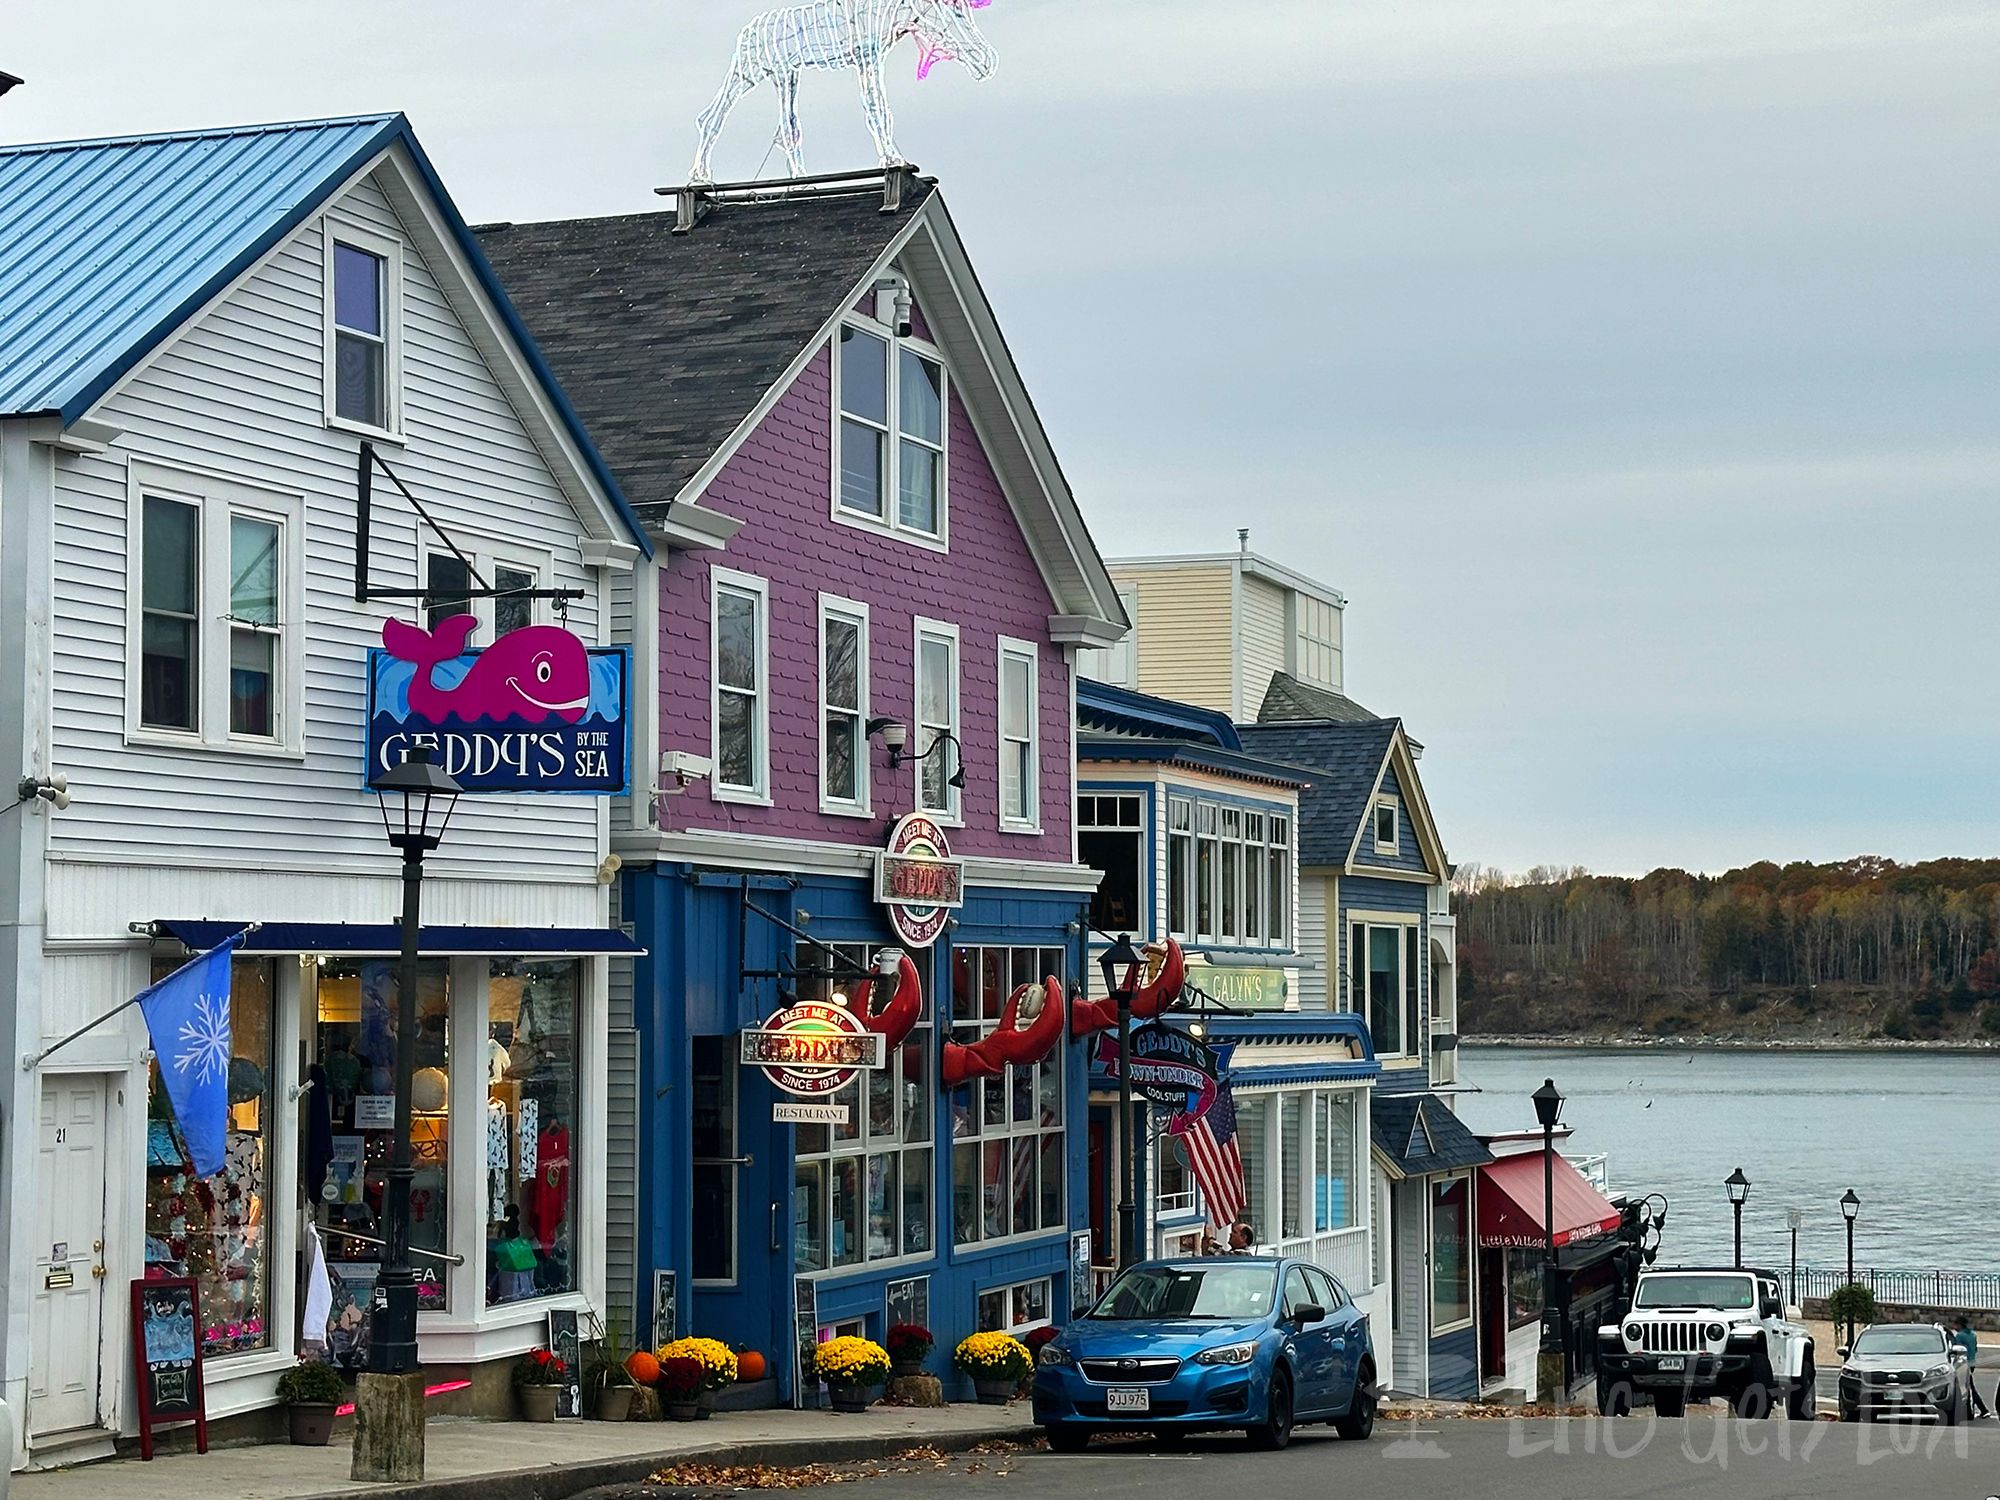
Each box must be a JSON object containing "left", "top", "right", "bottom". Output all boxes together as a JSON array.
[{"left": 1184, "top": 1077, "right": 1246, "bottom": 1231}]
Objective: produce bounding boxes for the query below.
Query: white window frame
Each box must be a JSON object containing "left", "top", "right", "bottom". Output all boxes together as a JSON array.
[
  {"left": 1077, "top": 584, "right": 1139, "bottom": 687},
  {"left": 976, "top": 1275, "right": 1054, "bottom": 1336},
  {"left": 321, "top": 217, "right": 405, "bottom": 442},
  {"left": 949, "top": 944, "right": 1069, "bottom": 1251},
  {"left": 830, "top": 315, "right": 950, "bottom": 552},
  {"left": 1167, "top": 796, "right": 1194, "bottom": 941},
  {"left": 1374, "top": 796, "right": 1401, "bottom": 855},
  {"left": 996, "top": 634, "right": 1040, "bottom": 834},
  {"left": 1295, "top": 592, "right": 1339, "bottom": 688},
  {"left": 1348, "top": 911, "right": 1421, "bottom": 1059},
  {"left": 125, "top": 461, "right": 306, "bottom": 758},
  {"left": 913, "top": 616, "right": 961, "bottom": 824},
  {"left": 817, "top": 594, "right": 871, "bottom": 818},
  {"left": 422, "top": 540, "right": 554, "bottom": 641},
  {"left": 710, "top": 566, "right": 771, "bottom": 804}
]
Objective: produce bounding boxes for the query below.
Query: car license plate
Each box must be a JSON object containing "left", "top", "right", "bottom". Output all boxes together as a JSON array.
[
  {"left": 1657, "top": 1356, "right": 1686, "bottom": 1373},
  {"left": 1106, "top": 1387, "right": 1151, "bottom": 1413}
]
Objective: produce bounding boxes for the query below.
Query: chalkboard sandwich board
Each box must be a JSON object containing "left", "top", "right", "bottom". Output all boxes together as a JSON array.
[{"left": 131, "top": 1277, "right": 207, "bottom": 1459}]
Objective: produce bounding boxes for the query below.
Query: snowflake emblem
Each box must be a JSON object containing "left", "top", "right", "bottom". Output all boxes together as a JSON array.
[{"left": 172, "top": 994, "right": 232, "bottom": 1087}]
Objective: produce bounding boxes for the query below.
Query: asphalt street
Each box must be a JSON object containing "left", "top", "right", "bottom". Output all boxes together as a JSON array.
[{"left": 833, "top": 1419, "right": 2000, "bottom": 1500}]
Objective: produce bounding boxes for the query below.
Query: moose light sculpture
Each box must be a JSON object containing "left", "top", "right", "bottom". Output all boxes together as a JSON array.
[{"left": 691, "top": 0, "right": 999, "bottom": 182}]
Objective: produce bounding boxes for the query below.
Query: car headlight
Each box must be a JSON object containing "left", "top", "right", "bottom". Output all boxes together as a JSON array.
[
  {"left": 1194, "top": 1341, "right": 1258, "bottom": 1366},
  {"left": 1625, "top": 1324, "right": 1643, "bottom": 1343},
  {"left": 1925, "top": 1364, "right": 1952, "bottom": 1381},
  {"left": 1037, "top": 1345, "right": 1074, "bottom": 1368},
  {"left": 1707, "top": 1324, "right": 1729, "bottom": 1342}
]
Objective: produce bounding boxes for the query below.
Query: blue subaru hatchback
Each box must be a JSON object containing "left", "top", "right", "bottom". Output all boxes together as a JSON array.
[{"left": 1033, "top": 1257, "right": 1377, "bottom": 1452}]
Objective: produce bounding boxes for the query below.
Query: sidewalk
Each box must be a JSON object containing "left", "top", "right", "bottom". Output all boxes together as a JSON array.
[{"left": 14, "top": 1403, "right": 1038, "bottom": 1500}]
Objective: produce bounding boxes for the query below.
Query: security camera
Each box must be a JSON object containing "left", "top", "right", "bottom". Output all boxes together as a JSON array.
[
  {"left": 659, "top": 750, "right": 713, "bottom": 788},
  {"left": 875, "top": 277, "right": 913, "bottom": 339}
]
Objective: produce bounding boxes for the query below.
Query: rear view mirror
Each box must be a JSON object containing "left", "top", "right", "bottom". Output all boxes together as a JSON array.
[{"left": 1837, "top": 1346, "right": 1850, "bottom": 1358}]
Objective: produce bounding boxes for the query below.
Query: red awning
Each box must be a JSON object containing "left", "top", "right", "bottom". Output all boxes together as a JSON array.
[{"left": 1478, "top": 1151, "right": 1622, "bottom": 1250}]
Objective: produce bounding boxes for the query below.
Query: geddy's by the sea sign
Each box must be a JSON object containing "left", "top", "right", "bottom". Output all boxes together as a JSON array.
[{"left": 366, "top": 615, "right": 630, "bottom": 794}]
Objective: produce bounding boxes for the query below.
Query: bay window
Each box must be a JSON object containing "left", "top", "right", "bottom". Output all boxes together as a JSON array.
[{"left": 1168, "top": 797, "right": 1294, "bottom": 949}]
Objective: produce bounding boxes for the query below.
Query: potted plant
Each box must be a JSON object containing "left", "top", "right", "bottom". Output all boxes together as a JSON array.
[
  {"left": 1019, "top": 1327, "right": 1060, "bottom": 1398},
  {"left": 657, "top": 1355, "right": 704, "bottom": 1421},
  {"left": 586, "top": 1314, "right": 639, "bottom": 1422},
  {"left": 886, "top": 1323, "right": 933, "bottom": 1377},
  {"left": 656, "top": 1336, "right": 736, "bottom": 1418},
  {"left": 814, "top": 1336, "right": 891, "bottom": 1413},
  {"left": 953, "top": 1331, "right": 1031, "bottom": 1404},
  {"left": 275, "top": 1359, "right": 346, "bottom": 1446},
  {"left": 513, "top": 1350, "right": 567, "bottom": 1422}
]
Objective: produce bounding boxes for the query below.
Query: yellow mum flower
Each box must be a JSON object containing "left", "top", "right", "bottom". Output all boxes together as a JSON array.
[
  {"left": 656, "top": 1336, "right": 739, "bottom": 1390},
  {"left": 952, "top": 1331, "right": 1031, "bottom": 1379},
  {"left": 813, "top": 1336, "right": 891, "bottom": 1386}
]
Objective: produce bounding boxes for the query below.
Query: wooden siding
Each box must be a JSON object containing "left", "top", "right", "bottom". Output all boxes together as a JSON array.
[
  {"left": 44, "top": 171, "right": 608, "bottom": 929},
  {"left": 1237, "top": 574, "right": 1287, "bottom": 722},
  {"left": 1113, "top": 564, "right": 1235, "bottom": 715},
  {"left": 1294, "top": 871, "right": 1329, "bottom": 1010},
  {"left": 1358, "top": 765, "right": 1434, "bottom": 879}
]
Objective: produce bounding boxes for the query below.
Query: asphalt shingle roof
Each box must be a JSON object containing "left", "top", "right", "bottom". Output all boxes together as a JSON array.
[
  {"left": 1234, "top": 719, "right": 1397, "bottom": 867},
  {"left": 1371, "top": 1092, "right": 1494, "bottom": 1177},
  {"left": 474, "top": 182, "right": 930, "bottom": 513},
  {"left": 1257, "top": 672, "right": 1382, "bottom": 725}
]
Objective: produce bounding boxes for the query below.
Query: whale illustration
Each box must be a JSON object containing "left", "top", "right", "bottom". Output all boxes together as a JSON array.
[{"left": 382, "top": 614, "right": 592, "bottom": 724}]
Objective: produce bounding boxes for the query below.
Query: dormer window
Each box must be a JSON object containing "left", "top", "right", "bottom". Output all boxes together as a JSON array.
[
  {"left": 1374, "top": 798, "right": 1399, "bottom": 854},
  {"left": 835, "top": 320, "right": 946, "bottom": 545}
]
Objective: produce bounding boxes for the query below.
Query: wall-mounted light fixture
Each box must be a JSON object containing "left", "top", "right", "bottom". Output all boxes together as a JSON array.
[
  {"left": 16, "top": 773, "right": 70, "bottom": 811},
  {"left": 865, "top": 717, "right": 908, "bottom": 754},
  {"left": 887, "top": 727, "right": 965, "bottom": 790}
]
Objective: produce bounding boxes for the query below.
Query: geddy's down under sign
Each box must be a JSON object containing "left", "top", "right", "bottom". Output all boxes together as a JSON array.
[{"left": 366, "top": 616, "right": 630, "bottom": 794}]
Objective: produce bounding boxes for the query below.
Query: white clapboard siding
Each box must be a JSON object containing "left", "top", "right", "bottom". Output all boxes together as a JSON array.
[
  {"left": 1237, "top": 575, "right": 1287, "bottom": 722},
  {"left": 1295, "top": 872, "right": 1329, "bottom": 1010},
  {"left": 47, "top": 172, "right": 607, "bottom": 912}
]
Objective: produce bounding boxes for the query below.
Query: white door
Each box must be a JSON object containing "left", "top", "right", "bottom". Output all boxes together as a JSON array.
[{"left": 30, "top": 1075, "right": 109, "bottom": 1437}]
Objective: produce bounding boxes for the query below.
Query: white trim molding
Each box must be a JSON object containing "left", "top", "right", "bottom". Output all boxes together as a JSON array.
[{"left": 709, "top": 565, "right": 772, "bottom": 806}]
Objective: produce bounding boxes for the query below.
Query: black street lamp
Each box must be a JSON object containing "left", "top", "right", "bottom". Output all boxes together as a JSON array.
[
  {"left": 1531, "top": 1078, "right": 1565, "bottom": 1386},
  {"left": 1099, "top": 933, "right": 1143, "bottom": 1270},
  {"left": 1841, "top": 1189, "right": 1861, "bottom": 1346},
  {"left": 1787, "top": 1206, "right": 1804, "bottom": 1309},
  {"left": 355, "top": 745, "right": 460, "bottom": 1477},
  {"left": 1725, "top": 1168, "right": 1750, "bottom": 1269}
]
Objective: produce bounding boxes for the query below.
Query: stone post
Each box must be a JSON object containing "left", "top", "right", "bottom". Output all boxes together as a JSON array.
[{"left": 351, "top": 1370, "right": 426, "bottom": 1482}]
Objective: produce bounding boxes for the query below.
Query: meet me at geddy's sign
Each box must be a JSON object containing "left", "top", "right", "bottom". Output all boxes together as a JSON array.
[{"left": 366, "top": 615, "right": 629, "bottom": 794}]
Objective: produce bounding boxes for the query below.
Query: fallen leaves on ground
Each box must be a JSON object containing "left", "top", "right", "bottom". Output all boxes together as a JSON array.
[
  {"left": 1383, "top": 1402, "right": 1593, "bottom": 1421},
  {"left": 892, "top": 1446, "right": 945, "bottom": 1461},
  {"left": 966, "top": 1441, "right": 1019, "bottom": 1454},
  {"left": 649, "top": 1464, "right": 855, "bottom": 1490}
]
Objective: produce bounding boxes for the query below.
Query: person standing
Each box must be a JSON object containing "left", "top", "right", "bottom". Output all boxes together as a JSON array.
[{"left": 1951, "top": 1317, "right": 1990, "bottom": 1417}]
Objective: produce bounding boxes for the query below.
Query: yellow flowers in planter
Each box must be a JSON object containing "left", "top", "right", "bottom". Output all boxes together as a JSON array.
[
  {"left": 953, "top": 1331, "right": 1031, "bottom": 1380},
  {"left": 813, "top": 1336, "right": 890, "bottom": 1388},
  {"left": 655, "top": 1336, "right": 738, "bottom": 1391}
]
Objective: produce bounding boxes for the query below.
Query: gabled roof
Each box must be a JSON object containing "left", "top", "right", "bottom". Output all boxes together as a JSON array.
[
  {"left": 1236, "top": 717, "right": 1445, "bottom": 877},
  {"left": 1371, "top": 1093, "right": 1493, "bottom": 1179},
  {"left": 1079, "top": 679, "right": 1240, "bottom": 749},
  {"left": 1258, "top": 672, "right": 1382, "bottom": 726},
  {"left": 0, "top": 112, "right": 649, "bottom": 555},
  {"left": 475, "top": 178, "right": 1126, "bottom": 641}
]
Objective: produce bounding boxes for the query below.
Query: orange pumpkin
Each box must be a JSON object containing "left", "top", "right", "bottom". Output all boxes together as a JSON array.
[
  {"left": 737, "top": 1349, "right": 766, "bottom": 1382},
  {"left": 625, "top": 1350, "right": 661, "bottom": 1386}
]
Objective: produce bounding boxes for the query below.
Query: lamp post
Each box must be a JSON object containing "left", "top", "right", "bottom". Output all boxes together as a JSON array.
[
  {"left": 354, "top": 746, "right": 461, "bottom": 1482},
  {"left": 1531, "top": 1078, "right": 1565, "bottom": 1399},
  {"left": 1725, "top": 1168, "right": 1750, "bottom": 1269},
  {"left": 1787, "top": 1206, "right": 1804, "bottom": 1309},
  {"left": 1099, "top": 933, "right": 1143, "bottom": 1270},
  {"left": 1841, "top": 1189, "right": 1861, "bottom": 1347}
]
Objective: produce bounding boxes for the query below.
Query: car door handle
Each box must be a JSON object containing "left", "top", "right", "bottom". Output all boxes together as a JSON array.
[{"left": 1330, "top": 1337, "right": 1345, "bottom": 1349}]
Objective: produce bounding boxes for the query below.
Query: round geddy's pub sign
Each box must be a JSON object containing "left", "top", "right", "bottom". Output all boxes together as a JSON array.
[
  {"left": 740, "top": 1000, "right": 885, "bottom": 1097},
  {"left": 875, "top": 813, "right": 964, "bottom": 948}
]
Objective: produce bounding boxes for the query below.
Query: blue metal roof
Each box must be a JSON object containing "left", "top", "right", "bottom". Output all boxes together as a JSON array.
[
  {"left": 1078, "top": 679, "right": 1242, "bottom": 750},
  {"left": 0, "top": 112, "right": 650, "bottom": 556}
]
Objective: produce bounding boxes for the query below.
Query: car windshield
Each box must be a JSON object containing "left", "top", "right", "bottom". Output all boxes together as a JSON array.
[
  {"left": 1090, "top": 1265, "right": 1277, "bottom": 1321},
  {"left": 1853, "top": 1327, "right": 1947, "bottom": 1356},
  {"left": 1634, "top": 1275, "right": 1755, "bottom": 1309}
]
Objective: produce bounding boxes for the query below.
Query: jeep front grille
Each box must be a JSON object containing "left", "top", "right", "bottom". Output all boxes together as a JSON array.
[{"left": 1640, "top": 1323, "right": 1702, "bottom": 1354}]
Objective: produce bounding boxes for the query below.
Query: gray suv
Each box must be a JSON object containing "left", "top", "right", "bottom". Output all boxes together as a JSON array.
[{"left": 1837, "top": 1323, "right": 1972, "bottom": 1424}]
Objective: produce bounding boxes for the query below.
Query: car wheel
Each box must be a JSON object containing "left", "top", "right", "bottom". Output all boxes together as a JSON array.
[
  {"left": 1334, "top": 1363, "right": 1377, "bottom": 1441},
  {"left": 1785, "top": 1360, "right": 1816, "bottom": 1421},
  {"left": 1247, "top": 1367, "right": 1295, "bottom": 1451},
  {"left": 1045, "top": 1423, "right": 1090, "bottom": 1454},
  {"left": 1153, "top": 1426, "right": 1189, "bottom": 1450},
  {"left": 1597, "top": 1379, "right": 1635, "bottom": 1417},
  {"left": 1734, "top": 1381, "right": 1773, "bottom": 1419},
  {"left": 1654, "top": 1390, "right": 1687, "bottom": 1420}
]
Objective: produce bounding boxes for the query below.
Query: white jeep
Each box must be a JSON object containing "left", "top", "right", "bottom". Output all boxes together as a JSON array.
[{"left": 1595, "top": 1267, "right": 1815, "bottom": 1419}]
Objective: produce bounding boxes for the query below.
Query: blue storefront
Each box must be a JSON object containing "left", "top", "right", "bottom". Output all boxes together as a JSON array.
[{"left": 629, "top": 863, "right": 1091, "bottom": 1401}]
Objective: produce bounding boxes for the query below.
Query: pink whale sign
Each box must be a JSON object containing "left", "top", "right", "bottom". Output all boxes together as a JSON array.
[{"left": 367, "top": 616, "right": 629, "bottom": 795}]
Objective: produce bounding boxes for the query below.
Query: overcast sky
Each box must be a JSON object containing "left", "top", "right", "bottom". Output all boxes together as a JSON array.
[{"left": 6, "top": 2, "right": 1996, "bottom": 875}]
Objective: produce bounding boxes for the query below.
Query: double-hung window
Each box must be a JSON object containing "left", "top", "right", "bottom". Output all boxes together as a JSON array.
[
  {"left": 131, "top": 466, "right": 301, "bottom": 752},
  {"left": 1348, "top": 919, "right": 1422, "bottom": 1057},
  {"left": 1267, "top": 815, "right": 1290, "bottom": 944},
  {"left": 426, "top": 551, "right": 544, "bottom": 638},
  {"left": 1295, "top": 593, "right": 1340, "bottom": 688},
  {"left": 1220, "top": 807, "right": 1242, "bottom": 940},
  {"left": 820, "top": 596, "right": 870, "bottom": 815},
  {"left": 1078, "top": 794, "right": 1143, "bottom": 933},
  {"left": 914, "top": 619, "right": 959, "bottom": 820},
  {"left": 1374, "top": 797, "right": 1400, "bottom": 855},
  {"left": 711, "top": 568, "right": 770, "bottom": 800},
  {"left": 1174, "top": 800, "right": 1293, "bottom": 948},
  {"left": 324, "top": 225, "right": 401, "bottom": 435},
  {"left": 836, "top": 321, "right": 947, "bottom": 543},
  {"left": 997, "top": 636, "right": 1039, "bottom": 831},
  {"left": 1167, "top": 797, "right": 1193, "bottom": 939}
]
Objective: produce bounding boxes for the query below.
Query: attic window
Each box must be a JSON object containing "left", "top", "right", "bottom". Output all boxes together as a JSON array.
[
  {"left": 1374, "top": 798, "right": 1399, "bottom": 855},
  {"left": 324, "top": 222, "right": 402, "bottom": 437},
  {"left": 835, "top": 320, "right": 946, "bottom": 545}
]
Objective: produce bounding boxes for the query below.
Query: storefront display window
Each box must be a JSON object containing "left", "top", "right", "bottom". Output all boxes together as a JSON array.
[
  {"left": 486, "top": 959, "right": 580, "bottom": 1305},
  {"left": 1432, "top": 1174, "right": 1471, "bottom": 1329},
  {"left": 948, "top": 945, "right": 1065, "bottom": 1247},
  {"left": 311, "top": 959, "right": 451, "bottom": 1333},
  {"left": 795, "top": 944, "right": 932, "bottom": 1272},
  {"left": 977, "top": 1276, "right": 1051, "bottom": 1334},
  {"left": 1313, "top": 1091, "right": 1356, "bottom": 1232},
  {"left": 1230, "top": 1087, "right": 1361, "bottom": 1242},
  {"left": 1506, "top": 1246, "right": 1544, "bottom": 1330},
  {"left": 144, "top": 955, "right": 275, "bottom": 1358}
]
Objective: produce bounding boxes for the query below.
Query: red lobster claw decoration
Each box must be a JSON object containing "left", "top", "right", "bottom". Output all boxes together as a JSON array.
[
  {"left": 943, "top": 976, "right": 1066, "bottom": 1086},
  {"left": 856, "top": 948, "right": 922, "bottom": 1052},
  {"left": 1071, "top": 938, "right": 1186, "bottom": 1037}
]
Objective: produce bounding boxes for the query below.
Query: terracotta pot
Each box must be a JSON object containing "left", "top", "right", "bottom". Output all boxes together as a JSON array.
[
  {"left": 666, "top": 1400, "right": 701, "bottom": 1421},
  {"left": 973, "top": 1378, "right": 1017, "bottom": 1405},
  {"left": 828, "top": 1384, "right": 877, "bottom": 1413},
  {"left": 518, "top": 1385, "right": 560, "bottom": 1422},
  {"left": 287, "top": 1403, "right": 336, "bottom": 1446},
  {"left": 596, "top": 1386, "right": 634, "bottom": 1422}
]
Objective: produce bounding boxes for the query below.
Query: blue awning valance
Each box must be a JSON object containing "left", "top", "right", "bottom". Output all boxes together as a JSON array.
[{"left": 149, "top": 920, "right": 643, "bottom": 958}]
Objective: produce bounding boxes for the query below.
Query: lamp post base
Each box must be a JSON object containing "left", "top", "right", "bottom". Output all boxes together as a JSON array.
[
  {"left": 351, "top": 1370, "right": 426, "bottom": 1483},
  {"left": 1536, "top": 1349, "right": 1568, "bottom": 1408}
]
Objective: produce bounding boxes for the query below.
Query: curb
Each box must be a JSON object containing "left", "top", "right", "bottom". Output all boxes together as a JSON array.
[{"left": 290, "top": 1419, "right": 1039, "bottom": 1500}]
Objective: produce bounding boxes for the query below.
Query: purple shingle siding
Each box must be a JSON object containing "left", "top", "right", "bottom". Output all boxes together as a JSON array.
[{"left": 659, "top": 339, "right": 1073, "bottom": 863}]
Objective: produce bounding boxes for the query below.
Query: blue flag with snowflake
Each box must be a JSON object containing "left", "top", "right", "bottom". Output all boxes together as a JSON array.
[{"left": 138, "top": 933, "right": 244, "bottom": 1178}]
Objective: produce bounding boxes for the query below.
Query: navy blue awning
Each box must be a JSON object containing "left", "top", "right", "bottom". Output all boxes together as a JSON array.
[{"left": 150, "top": 920, "right": 643, "bottom": 957}]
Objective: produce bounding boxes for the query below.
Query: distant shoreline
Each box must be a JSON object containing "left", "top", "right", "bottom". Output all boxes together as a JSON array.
[{"left": 1463, "top": 1034, "right": 2000, "bottom": 1055}]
